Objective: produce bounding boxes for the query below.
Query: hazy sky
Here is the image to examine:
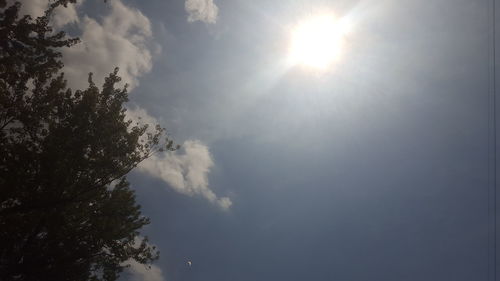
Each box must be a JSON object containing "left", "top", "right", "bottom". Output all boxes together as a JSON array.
[{"left": 17, "top": 0, "right": 498, "bottom": 280}]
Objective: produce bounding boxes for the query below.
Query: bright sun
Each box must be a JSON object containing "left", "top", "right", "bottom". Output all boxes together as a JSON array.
[{"left": 289, "top": 14, "right": 350, "bottom": 70}]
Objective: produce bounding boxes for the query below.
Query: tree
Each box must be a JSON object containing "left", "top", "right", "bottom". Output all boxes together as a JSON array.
[{"left": 0, "top": 2, "right": 176, "bottom": 280}]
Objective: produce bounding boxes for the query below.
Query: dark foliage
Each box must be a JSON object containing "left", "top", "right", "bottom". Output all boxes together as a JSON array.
[{"left": 0, "top": 2, "right": 175, "bottom": 280}]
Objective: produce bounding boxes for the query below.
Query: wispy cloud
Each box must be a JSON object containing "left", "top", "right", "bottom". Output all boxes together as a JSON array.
[
  {"left": 185, "top": 0, "right": 218, "bottom": 24},
  {"left": 125, "top": 105, "right": 164, "bottom": 146},
  {"left": 125, "top": 260, "right": 165, "bottom": 281},
  {"left": 127, "top": 107, "right": 231, "bottom": 209},
  {"left": 139, "top": 139, "right": 232, "bottom": 210},
  {"left": 126, "top": 105, "right": 161, "bottom": 130}
]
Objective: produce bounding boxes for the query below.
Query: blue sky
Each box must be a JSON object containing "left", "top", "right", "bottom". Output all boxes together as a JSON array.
[{"left": 18, "top": 0, "right": 498, "bottom": 280}]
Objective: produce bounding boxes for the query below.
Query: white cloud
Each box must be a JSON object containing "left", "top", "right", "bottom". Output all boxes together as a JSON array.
[
  {"left": 127, "top": 107, "right": 231, "bottom": 209},
  {"left": 12, "top": 0, "right": 155, "bottom": 90},
  {"left": 139, "top": 139, "right": 232, "bottom": 210},
  {"left": 125, "top": 260, "right": 165, "bottom": 281},
  {"left": 126, "top": 105, "right": 160, "bottom": 129},
  {"left": 14, "top": 0, "right": 46, "bottom": 18},
  {"left": 185, "top": 0, "right": 218, "bottom": 24},
  {"left": 61, "top": 0, "right": 155, "bottom": 90},
  {"left": 14, "top": 0, "right": 81, "bottom": 27},
  {"left": 52, "top": 1, "right": 81, "bottom": 28},
  {"left": 125, "top": 105, "right": 162, "bottom": 146}
]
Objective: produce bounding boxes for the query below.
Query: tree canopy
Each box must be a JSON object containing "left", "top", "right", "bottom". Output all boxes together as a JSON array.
[{"left": 0, "top": 2, "right": 175, "bottom": 280}]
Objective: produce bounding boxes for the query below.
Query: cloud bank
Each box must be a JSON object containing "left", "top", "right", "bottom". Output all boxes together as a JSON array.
[
  {"left": 62, "top": 0, "right": 156, "bottom": 90},
  {"left": 139, "top": 140, "right": 232, "bottom": 210},
  {"left": 13, "top": 0, "right": 80, "bottom": 28},
  {"left": 51, "top": 1, "right": 80, "bottom": 28},
  {"left": 14, "top": 0, "right": 48, "bottom": 18},
  {"left": 15, "top": 0, "right": 156, "bottom": 90},
  {"left": 185, "top": 0, "right": 218, "bottom": 24}
]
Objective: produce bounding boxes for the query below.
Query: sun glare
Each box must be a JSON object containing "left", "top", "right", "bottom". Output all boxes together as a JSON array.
[{"left": 289, "top": 14, "right": 351, "bottom": 70}]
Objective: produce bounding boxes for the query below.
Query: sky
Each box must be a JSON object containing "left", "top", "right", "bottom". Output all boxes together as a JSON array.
[{"left": 16, "top": 0, "right": 499, "bottom": 280}]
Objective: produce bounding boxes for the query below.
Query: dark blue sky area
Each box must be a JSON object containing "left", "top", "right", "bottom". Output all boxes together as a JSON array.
[{"left": 131, "top": 122, "right": 490, "bottom": 280}]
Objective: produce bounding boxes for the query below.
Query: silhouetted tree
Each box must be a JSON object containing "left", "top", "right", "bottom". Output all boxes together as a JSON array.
[{"left": 0, "top": 2, "right": 176, "bottom": 280}]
